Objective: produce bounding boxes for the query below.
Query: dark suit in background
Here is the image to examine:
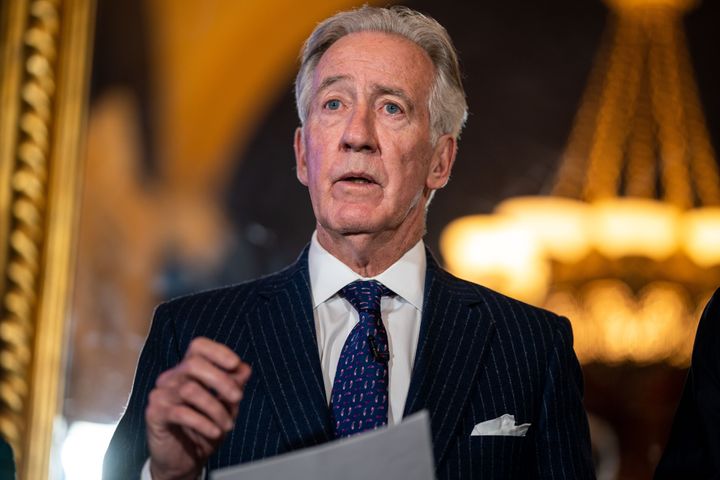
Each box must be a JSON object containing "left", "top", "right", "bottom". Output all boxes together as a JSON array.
[
  {"left": 0, "top": 436, "right": 14, "bottom": 480},
  {"left": 655, "top": 288, "right": 720, "bottom": 479},
  {"left": 104, "top": 248, "right": 594, "bottom": 479}
]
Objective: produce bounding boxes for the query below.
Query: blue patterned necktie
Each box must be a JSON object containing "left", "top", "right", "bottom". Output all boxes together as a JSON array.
[{"left": 331, "top": 280, "right": 393, "bottom": 438}]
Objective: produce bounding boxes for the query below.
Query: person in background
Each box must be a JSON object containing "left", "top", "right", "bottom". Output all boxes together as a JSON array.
[
  {"left": 0, "top": 436, "right": 15, "bottom": 480},
  {"left": 655, "top": 288, "right": 720, "bottom": 478}
]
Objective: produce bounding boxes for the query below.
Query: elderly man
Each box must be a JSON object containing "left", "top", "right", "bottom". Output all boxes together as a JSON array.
[{"left": 104, "top": 6, "right": 595, "bottom": 479}]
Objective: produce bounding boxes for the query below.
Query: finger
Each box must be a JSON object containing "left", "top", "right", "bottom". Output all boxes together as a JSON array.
[
  {"left": 177, "top": 380, "right": 236, "bottom": 432},
  {"left": 176, "top": 355, "right": 242, "bottom": 404},
  {"left": 160, "top": 351, "right": 251, "bottom": 393},
  {"left": 226, "top": 365, "right": 252, "bottom": 421},
  {"left": 165, "top": 403, "right": 226, "bottom": 440},
  {"left": 185, "top": 337, "right": 241, "bottom": 371},
  {"left": 155, "top": 368, "right": 183, "bottom": 389},
  {"left": 147, "top": 379, "right": 183, "bottom": 413},
  {"left": 146, "top": 387, "right": 185, "bottom": 436},
  {"left": 179, "top": 425, "right": 216, "bottom": 457},
  {"left": 230, "top": 362, "right": 252, "bottom": 389},
  {"left": 146, "top": 378, "right": 235, "bottom": 457}
]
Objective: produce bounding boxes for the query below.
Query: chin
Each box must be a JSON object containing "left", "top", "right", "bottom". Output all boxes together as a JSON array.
[
  {"left": 334, "top": 221, "right": 381, "bottom": 236},
  {"left": 322, "top": 214, "right": 383, "bottom": 236},
  {"left": 324, "top": 205, "right": 378, "bottom": 226}
]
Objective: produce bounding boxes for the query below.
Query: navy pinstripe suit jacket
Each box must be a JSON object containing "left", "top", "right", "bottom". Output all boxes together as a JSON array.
[{"left": 104, "top": 247, "right": 595, "bottom": 479}]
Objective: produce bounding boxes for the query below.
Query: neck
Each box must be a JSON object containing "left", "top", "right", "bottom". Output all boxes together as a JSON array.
[{"left": 316, "top": 222, "right": 424, "bottom": 277}]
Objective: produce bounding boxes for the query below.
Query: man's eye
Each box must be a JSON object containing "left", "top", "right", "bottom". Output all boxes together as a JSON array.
[
  {"left": 325, "top": 99, "right": 341, "bottom": 110},
  {"left": 384, "top": 103, "right": 402, "bottom": 115}
]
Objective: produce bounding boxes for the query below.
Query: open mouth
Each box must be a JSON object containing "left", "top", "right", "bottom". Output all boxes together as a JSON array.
[
  {"left": 344, "top": 177, "right": 373, "bottom": 184},
  {"left": 338, "top": 173, "right": 377, "bottom": 185}
]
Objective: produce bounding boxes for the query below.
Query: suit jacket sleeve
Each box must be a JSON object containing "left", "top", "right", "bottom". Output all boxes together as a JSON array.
[
  {"left": 655, "top": 288, "right": 720, "bottom": 479},
  {"left": 533, "top": 316, "right": 596, "bottom": 479},
  {"left": 103, "top": 302, "right": 180, "bottom": 480}
]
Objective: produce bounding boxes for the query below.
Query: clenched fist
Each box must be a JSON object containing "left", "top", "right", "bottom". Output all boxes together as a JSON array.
[{"left": 145, "top": 337, "right": 252, "bottom": 480}]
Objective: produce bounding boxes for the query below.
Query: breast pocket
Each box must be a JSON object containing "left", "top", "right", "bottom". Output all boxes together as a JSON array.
[{"left": 468, "top": 435, "right": 527, "bottom": 478}]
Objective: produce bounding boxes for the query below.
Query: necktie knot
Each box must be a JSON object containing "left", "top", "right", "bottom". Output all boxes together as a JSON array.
[{"left": 340, "top": 280, "right": 393, "bottom": 314}]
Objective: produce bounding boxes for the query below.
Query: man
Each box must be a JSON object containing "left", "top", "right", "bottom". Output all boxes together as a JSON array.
[
  {"left": 655, "top": 288, "right": 720, "bottom": 478},
  {"left": 104, "top": 6, "right": 595, "bottom": 479}
]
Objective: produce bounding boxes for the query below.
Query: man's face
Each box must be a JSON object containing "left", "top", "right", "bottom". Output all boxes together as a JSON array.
[{"left": 295, "top": 31, "right": 456, "bottom": 242}]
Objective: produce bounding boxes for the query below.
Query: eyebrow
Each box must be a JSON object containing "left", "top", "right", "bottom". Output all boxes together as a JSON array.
[
  {"left": 314, "top": 76, "right": 416, "bottom": 113},
  {"left": 371, "top": 84, "right": 415, "bottom": 113}
]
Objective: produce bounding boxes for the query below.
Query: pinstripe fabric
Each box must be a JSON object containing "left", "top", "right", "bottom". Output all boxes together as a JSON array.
[{"left": 103, "top": 246, "right": 594, "bottom": 479}]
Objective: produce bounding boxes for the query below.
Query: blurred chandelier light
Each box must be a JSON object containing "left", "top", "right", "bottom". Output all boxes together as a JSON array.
[{"left": 441, "top": 0, "right": 720, "bottom": 366}]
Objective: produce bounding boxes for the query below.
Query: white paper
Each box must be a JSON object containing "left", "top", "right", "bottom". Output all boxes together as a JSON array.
[{"left": 211, "top": 410, "right": 435, "bottom": 480}]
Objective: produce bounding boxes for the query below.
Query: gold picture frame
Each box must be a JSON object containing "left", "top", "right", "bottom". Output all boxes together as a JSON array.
[{"left": 0, "top": 0, "right": 95, "bottom": 477}]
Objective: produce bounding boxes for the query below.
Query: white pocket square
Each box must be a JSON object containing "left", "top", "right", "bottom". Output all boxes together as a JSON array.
[{"left": 471, "top": 414, "right": 531, "bottom": 437}]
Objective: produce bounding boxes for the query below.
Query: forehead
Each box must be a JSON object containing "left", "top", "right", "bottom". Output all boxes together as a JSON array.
[{"left": 313, "top": 31, "right": 435, "bottom": 100}]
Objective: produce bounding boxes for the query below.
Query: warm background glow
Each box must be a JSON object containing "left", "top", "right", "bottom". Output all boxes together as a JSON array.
[{"left": 53, "top": 0, "right": 720, "bottom": 479}]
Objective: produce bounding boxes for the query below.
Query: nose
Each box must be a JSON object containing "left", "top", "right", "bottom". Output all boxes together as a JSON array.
[{"left": 340, "top": 103, "right": 378, "bottom": 153}]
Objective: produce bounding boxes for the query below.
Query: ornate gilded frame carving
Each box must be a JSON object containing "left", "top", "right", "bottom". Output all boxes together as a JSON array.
[{"left": 0, "top": 0, "right": 94, "bottom": 477}]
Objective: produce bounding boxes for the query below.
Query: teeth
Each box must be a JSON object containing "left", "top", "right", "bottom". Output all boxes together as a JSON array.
[{"left": 348, "top": 178, "right": 371, "bottom": 184}]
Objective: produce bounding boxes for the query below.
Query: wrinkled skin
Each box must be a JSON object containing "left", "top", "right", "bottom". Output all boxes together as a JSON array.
[{"left": 295, "top": 31, "right": 457, "bottom": 277}]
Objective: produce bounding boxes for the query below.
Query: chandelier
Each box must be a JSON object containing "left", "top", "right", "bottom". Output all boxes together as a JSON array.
[{"left": 440, "top": 0, "right": 720, "bottom": 366}]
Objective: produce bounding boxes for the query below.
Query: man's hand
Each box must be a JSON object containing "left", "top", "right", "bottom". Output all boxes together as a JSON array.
[{"left": 145, "top": 337, "right": 252, "bottom": 480}]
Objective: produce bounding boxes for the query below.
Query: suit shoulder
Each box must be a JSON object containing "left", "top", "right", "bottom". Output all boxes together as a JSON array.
[
  {"left": 164, "top": 255, "right": 305, "bottom": 304},
  {"left": 159, "top": 278, "right": 260, "bottom": 313},
  {"left": 442, "top": 270, "right": 572, "bottom": 337},
  {"left": 157, "top": 262, "right": 302, "bottom": 320}
]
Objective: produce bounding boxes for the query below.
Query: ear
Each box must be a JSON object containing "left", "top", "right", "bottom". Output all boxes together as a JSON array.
[
  {"left": 294, "top": 127, "right": 309, "bottom": 186},
  {"left": 426, "top": 134, "right": 457, "bottom": 190}
]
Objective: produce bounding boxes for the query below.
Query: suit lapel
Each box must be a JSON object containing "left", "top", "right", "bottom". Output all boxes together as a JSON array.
[
  {"left": 246, "top": 247, "right": 333, "bottom": 449},
  {"left": 403, "top": 250, "right": 496, "bottom": 467}
]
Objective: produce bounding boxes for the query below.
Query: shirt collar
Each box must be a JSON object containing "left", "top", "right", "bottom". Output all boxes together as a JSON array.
[{"left": 308, "top": 231, "right": 426, "bottom": 311}]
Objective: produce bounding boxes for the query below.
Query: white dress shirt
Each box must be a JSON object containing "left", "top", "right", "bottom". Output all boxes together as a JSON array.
[
  {"left": 142, "top": 234, "right": 426, "bottom": 478},
  {"left": 308, "top": 232, "right": 425, "bottom": 425}
]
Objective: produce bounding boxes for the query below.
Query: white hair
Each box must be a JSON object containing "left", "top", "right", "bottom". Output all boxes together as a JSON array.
[{"left": 294, "top": 5, "right": 468, "bottom": 143}]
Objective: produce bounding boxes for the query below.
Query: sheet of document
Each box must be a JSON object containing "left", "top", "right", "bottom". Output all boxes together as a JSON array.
[{"left": 211, "top": 410, "right": 435, "bottom": 480}]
